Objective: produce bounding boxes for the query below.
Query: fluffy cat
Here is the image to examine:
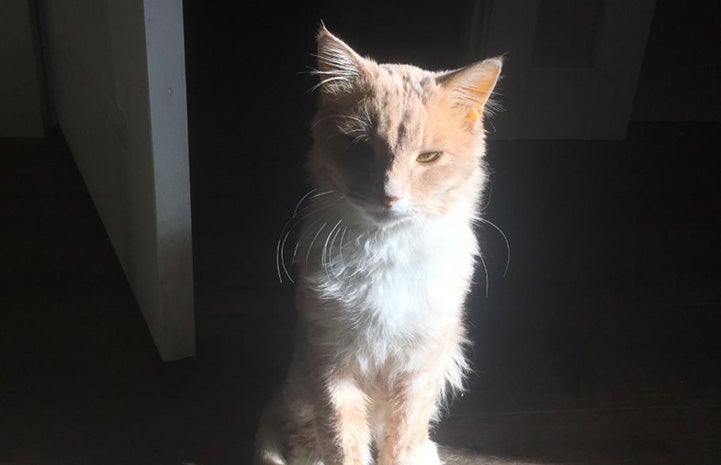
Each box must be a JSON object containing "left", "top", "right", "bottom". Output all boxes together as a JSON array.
[{"left": 255, "top": 26, "right": 501, "bottom": 465}]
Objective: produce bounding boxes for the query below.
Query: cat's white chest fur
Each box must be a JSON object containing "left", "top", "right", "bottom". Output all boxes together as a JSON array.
[{"left": 299, "top": 211, "right": 477, "bottom": 373}]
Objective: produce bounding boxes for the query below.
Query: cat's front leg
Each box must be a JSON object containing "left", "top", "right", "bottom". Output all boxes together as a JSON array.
[
  {"left": 377, "top": 372, "right": 444, "bottom": 465},
  {"left": 311, "top": 372, "right": 373, "bottom": 465}
]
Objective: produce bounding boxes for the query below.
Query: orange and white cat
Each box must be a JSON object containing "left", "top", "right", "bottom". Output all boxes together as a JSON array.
[{"left": 255, "top": 26, "right": 501, "bottom": 465}]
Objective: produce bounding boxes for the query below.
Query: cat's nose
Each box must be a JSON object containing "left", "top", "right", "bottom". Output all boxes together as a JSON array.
[{"left": 382, "top": 195, "right": 400, "bottom": 208}]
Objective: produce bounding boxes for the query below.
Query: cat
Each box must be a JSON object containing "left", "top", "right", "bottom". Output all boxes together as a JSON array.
[{"left": 255, "top": 25, "right": 501, "bottom": 465}]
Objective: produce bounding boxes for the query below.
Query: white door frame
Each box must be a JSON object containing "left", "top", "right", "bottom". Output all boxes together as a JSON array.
[{"left": 42, "top": 0, "right": 194, "bottom": 361}]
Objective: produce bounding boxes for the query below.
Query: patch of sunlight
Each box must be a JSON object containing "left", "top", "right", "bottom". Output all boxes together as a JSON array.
[{"left": 439, "top": 446, "right": 551, "bottom": 465}]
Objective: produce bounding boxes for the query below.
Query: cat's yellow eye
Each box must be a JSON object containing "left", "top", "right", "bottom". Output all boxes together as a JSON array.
[{"left": 416, "top": 151, "right": 443, "bottom": 164}]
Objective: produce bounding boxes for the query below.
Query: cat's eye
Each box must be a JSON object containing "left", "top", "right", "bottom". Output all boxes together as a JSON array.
[{"left": 416, "top": 151, "right": 443, "bottom": 164}]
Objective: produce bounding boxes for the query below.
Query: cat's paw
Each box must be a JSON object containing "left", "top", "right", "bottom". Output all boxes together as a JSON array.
[
  {"left": 255, "top": 450, "right": 287, "bottom": 465},
  {"left": 406, "top": 440, "right": 442, "bottom": 465}
]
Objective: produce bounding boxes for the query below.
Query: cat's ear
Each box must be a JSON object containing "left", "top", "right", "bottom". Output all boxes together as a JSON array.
[
  {"left": 438, "top": 57, "right": 502, "bottom": 128},
  {"left": 315, "top": 25, "right": 370, "bottom": 96}
]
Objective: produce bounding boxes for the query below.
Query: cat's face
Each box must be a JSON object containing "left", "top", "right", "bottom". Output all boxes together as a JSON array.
[{"left": 310, "top": 27, "right": 501, "bottom": 226}]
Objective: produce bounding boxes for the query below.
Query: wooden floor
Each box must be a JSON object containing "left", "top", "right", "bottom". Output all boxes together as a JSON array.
[{"left": 1, "top": 121, "right": 719, "bottom": 464}]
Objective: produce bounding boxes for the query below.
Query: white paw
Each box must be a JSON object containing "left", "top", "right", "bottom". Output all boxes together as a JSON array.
[
  {"left": 256, "top": 450, "right": 287, "bottom": 465},
  {"left": 407, "top": 440, "right": 442, "bottom": 465}
]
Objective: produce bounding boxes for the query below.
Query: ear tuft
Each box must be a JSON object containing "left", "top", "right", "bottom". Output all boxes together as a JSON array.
[
  {"left": 438, "top": 57, "right": 503, "bottom": 112},
  {"left": 314, "top": 26, "right": 368, "bottom": 95}
]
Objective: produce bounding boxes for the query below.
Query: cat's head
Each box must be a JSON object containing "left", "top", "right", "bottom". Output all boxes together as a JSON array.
[{"left": 309, "top": 26, "right": 501, "bottom": 227}]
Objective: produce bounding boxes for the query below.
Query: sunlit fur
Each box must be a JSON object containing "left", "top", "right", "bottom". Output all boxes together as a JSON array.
[{"left": 257, "top": 26, "right": 501, "bottom": 465}]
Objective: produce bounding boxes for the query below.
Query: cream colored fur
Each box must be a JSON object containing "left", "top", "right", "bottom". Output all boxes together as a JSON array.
[{"left": 256, "top": 26, "right": 501, "bottom": 465}]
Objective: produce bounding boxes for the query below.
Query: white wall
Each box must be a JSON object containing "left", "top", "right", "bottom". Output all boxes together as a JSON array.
[
  {"left": 42, "top": 0, "right": 194, "bottom": 361},
  {"left": 0, "top": 0, "right": 47, "bottom": 137}
]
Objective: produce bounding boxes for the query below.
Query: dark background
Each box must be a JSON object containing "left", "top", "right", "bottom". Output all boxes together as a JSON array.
[{"left": 1, "top": 0, "right": 720, "bottom": 464}]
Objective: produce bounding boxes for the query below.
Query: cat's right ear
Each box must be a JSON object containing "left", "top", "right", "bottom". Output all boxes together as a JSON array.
[{"left": 314, "top": 25, "right": 370, "bottom": 97}]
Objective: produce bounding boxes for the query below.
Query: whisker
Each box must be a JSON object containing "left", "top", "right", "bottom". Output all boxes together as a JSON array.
[
  {"left": 485, "top": 117, "right": 497, "bottom": 134},
  {"left": 279, "top": 220, "right": 302, "bottom": 284},
  {"left": 478, "top": 251, "right": 489, "bottom": 299},
  {"left": 305, "top": 223, "right": 327, "bottom": 266},
  {"left": 480, "top": 182, "right": 494, "bottom": 212},
  {"left": 279, "top": 211, "right": 322, "bottom": 282},
  {"left": 312, "top": 115, "right": 337, "bottom": 129},
  {"left": 351, "top": 133, "right": 370, "bottom": 145},
  {"left": 292, "top": 189, "right": 318, "bottom": 217},
  {"left": 276, "top": 216, "right": 300, "bottom": 284},
  {"left": 327, "top": 220, "right": 344, "bottom": 276},
  {"left": 337, "top": 115, "right": 369, "bottom": 126},
  {"left": 310, "top": 190, "right": 335, "bottom": 200},
  {"left": 293, "top": 206, "right": 333, "bottom": 263},
  {"left": 276, "top": 190, "right": 339, "bottom": 284},
  {"left": 275, "top": 235, "right": 283, "bottom": 284},
  {"left": 309, "top": 76, "right": 350, "bottom": 93},
  {"left": 312, "top": 115, "right": 354, "bottom": 129},
  {"left": 322, "top": 219, "right": 343, "bottom": 277},
  {"left": 339, "top": 226, "right": 348, "bottom": 269},
  {"left": 478, "top": 217, "right": 510, "bottom": 277},
  {"left": 292, "top": 226, "right": 308, "bottom": 265}
]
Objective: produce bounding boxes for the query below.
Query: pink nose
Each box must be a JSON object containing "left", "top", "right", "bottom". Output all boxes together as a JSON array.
[{"left": 382, "top": 195, "right": 399, "bottom": 208}]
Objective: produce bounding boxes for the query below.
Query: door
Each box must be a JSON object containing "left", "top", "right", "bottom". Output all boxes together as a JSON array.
[
  {"left": 470, "top": 0, "right": 656, "bottom": 139},
  {"left": 41, "top": 0, "right": 194, "bottom": 361}
]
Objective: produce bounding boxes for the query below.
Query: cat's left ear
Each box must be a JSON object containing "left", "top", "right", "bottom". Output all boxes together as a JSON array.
[
  {"left": 438, "top": 57, "right": 502, "bottom": 128},
  {"left": 315, "top": 25, "right": 371, "bottom": 97}
]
